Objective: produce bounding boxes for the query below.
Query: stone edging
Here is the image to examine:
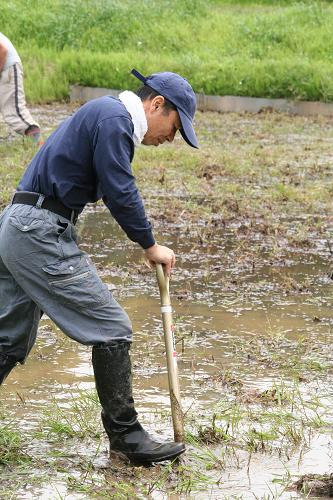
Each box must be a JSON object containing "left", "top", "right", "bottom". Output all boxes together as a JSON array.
[{"left": 70, "top": 85, "right": 333, "bottom": 117}]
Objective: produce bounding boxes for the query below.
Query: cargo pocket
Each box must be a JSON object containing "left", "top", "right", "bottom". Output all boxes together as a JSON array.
[
  {"left": 42, "top": 255, "right": 110, "bottom": 310},
  {"left": 9, "top": 216, "right": 44, "bottom": 232}
]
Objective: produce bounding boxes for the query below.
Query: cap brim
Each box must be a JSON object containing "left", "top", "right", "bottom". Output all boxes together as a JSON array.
[{"left": 178, "top": 108, "right": 199, "bottom": 149}]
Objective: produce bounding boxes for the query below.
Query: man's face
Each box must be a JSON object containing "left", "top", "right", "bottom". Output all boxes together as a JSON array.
[{"left": 142, "top": 96, "right": 181, "bottom": 147}]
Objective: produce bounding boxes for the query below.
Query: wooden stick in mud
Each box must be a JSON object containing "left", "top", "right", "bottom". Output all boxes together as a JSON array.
[{"left": 155, "top": 263, "right": 184, "bottom": 443}]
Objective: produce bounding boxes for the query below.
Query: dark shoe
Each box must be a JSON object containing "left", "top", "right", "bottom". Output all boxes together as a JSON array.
[
  {"left": 25, "top": 125, "right": 43, "bottom": 147},
  {"left": 0, "top": 353, "right": 17, "bottom": 385},
  {"left": 92, "top": 342, "right": 186, "bottom": 464}
]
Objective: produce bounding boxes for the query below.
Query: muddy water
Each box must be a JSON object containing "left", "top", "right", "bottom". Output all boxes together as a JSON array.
[{"left": 1, "top": 204, "right": 333, "bottom": 499}]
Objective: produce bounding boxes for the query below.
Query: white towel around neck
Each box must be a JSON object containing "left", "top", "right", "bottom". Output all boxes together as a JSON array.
[{"left": 119, "top": 91, "right": 148, "bottom": 147}]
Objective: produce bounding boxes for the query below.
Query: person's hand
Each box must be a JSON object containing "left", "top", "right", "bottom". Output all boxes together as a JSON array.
[{"left": 144, "top": 243, "right": 176, "bottom": 276}]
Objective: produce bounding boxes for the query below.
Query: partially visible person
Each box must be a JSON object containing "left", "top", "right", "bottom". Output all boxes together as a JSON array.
[{"left": 0, "top": 32, "right": 42, "bottom": 145}]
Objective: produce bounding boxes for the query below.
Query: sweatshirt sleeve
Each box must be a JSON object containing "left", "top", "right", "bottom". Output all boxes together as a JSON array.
[{"left": 92, "top": 115, "right": 155, "bottom": 249}]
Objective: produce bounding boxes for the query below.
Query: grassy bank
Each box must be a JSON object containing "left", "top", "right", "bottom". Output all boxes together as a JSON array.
[{"left": 1, "top": 0, "right": 333, "bottom": 102}]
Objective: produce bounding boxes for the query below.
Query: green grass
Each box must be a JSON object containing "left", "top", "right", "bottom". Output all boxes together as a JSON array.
[
  {"left": 0, "top": 138, "right": 37, "bottom": 209},
  {"left": 2, "top": 0, "right": 333, "bottom": 102},
  {"left": 0, "top": 424, "right": 31, "bottom": 465},
  {"left": 189, "top": 377, "right": 330, "bottom": 457},
  {"left": 41, "top": 390, "right": 102, "bottom": 440}
]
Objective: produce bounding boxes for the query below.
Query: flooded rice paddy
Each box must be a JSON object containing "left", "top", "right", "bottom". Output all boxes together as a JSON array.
[
  {"left": 1, "top": 105, "right": 333, "bottom": 498},
  {"left": 1, "top": 206, "right": 333, "bottom": 499}
]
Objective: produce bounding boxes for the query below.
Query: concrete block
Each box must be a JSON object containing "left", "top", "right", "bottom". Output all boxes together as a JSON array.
[{"left": 70, "top": 85, "right": 333, "bottom": 117}]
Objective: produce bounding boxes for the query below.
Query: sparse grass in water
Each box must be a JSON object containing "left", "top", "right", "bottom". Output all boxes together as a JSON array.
[
  {"left": 0, "top": 424, "right": 31, "bottom": 466},
  {"left": 187, "top": 374, "right": 331, "bottom": 462},
  {"left": 41, "top": 390, "right": 101, "bottom": 440}
]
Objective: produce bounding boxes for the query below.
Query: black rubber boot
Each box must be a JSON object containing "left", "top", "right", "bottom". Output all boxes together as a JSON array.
[
  {"left": 92, "top": 342, "right": 185, "bottom": 464},
  {"left": 0, "top": 353, "right": 17, "bottom": 385}
]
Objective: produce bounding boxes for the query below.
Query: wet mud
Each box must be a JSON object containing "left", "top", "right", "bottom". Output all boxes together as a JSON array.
[
  {"left": 0, "top": 105, "right": 333, "bottom": 499},
  {"left": 293, "top": 473, "right": 333, "bottom": 497}
]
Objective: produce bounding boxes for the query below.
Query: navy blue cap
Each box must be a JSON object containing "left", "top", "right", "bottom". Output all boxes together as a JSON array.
[{"left": 131, "top": 68, "right": 198, "bottom": 148}]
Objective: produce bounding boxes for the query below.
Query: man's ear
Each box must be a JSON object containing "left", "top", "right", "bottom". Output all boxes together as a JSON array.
[{"left": 151, "top": 95, "right": 165, "bottom": 111}]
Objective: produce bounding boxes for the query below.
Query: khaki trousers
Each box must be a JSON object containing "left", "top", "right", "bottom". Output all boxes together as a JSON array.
[{"left": 0, "top": 62, "right": 39, "bottom": 135}]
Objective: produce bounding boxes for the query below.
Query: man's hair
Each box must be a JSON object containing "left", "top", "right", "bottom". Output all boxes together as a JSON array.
[{"left": 136, "top": 85, "right": 177, "bottom": 113}]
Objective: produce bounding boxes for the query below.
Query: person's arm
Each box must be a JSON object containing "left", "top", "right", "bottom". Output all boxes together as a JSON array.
[
  {"left": 93, "top": 115, "right": 156, "bottom": 249},
  {"left": 0, "top": 42, "right": 8, "bottom": 73},
  {"left": 93, "top": 115, "right": 176, "bottom": 274}
]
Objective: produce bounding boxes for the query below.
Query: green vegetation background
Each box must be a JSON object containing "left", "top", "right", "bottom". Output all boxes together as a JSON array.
[{"left": 1, "top": 0, "right": 333, "bottom": 103}]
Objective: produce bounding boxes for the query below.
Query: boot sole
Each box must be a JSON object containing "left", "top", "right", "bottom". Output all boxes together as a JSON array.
[{"left": 109, "top": 446, "right": 186, "bottom": 465}]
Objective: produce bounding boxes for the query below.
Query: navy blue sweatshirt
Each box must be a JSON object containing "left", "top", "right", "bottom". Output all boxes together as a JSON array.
[{"left": 18, "top": 96, "right": 155, "bottom": 249}]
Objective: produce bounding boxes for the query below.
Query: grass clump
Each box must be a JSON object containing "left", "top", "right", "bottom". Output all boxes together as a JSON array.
[
  {"left": 2, "top": 1, "right": 333, "bottom": 101},
  {"left": 41, "top": 390, "right": 101, "bottom": 440},
  {"left": 189, "top": 379, "right": 330, "bottom": 459},
  {"left": 0, "top": 424, "right": 31, "bottom": 466}
]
